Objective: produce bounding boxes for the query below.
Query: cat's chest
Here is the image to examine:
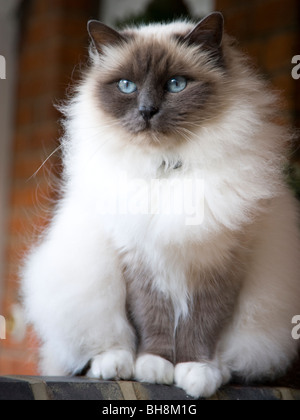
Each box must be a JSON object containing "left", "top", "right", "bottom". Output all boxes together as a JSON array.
[
  {"left": 97, "top": 165, "right": 206, "bottom": 242},
  {"left": 78, "top": 151, "right": 248, "bottom": 252}
]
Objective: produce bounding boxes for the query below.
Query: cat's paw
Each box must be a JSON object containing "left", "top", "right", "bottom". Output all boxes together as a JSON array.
[
  {"left": 135, "top": 354, "right": 174, "bottom": 385},
  {"left": 87, "top": 349, "right": 134, "bottom": 380},
  {"left": 174, "top": 362, "right": 222, "bottom": 399}
]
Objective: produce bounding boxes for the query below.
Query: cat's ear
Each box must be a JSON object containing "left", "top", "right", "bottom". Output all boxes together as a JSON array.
[
  {"left": 183, "top": 12, "right": 224, "bottom": 50},
  {"left": 88, "top": 20, "right": 126, "bottom": 53}
]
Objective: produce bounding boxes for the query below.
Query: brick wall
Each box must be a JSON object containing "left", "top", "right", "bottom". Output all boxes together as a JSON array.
[
  {"left": 216, "top": 0, "right": 300, "bottom": 159},
  {"left": 0, "top": 0, "right": 99, "bottom": 375}
]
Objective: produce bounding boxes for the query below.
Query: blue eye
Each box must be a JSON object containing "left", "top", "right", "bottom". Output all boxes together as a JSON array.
[
  {"left": 118, "top": 79, "right": 137, "bottom": 94},
  {"left": 166, "top": 76, "right": 187, "bottom": 93}
]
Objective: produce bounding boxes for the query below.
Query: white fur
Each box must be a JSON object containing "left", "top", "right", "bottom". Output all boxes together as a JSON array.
[
  {"left": 21, "top": 21, "right": 300, "bottom": 398},
  {"left": 175, "top": 362, "right": 223, "bottom": 398},
  {"left": 87, "top": 349, "right": 134, "bottom": 380},
  {"left": 135, "top": 354, "right": 174, "bottom": 385},
  {"left": 218, "top": 192, "right": 300, "bottom": 380}
]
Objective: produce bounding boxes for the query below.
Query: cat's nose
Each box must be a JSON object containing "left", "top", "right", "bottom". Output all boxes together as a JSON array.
[{"left": 139, "top": 105, "right": 159, "bottom": 121}]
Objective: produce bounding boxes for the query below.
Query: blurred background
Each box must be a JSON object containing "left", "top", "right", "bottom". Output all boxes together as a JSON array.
[{"left": 0, "top": 0, "right": 299, "bottom": 377}]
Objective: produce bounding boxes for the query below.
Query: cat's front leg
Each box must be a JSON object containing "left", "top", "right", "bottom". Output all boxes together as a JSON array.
[
  {"left": 125, "top": 269, "right": 176, "bottom": 385},
  {"left": 133, "top": 307, "right": 175, "bottom": 385},
  {"left": 22, "top": 201, "right": 136, "bottom": 377},
  {"left": 174, "top": 274, "right": 240, "bottom": 398}
]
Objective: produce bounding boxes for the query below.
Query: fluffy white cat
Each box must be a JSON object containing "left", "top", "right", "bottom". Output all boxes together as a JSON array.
[{"left": 21, "top": 13, "right": 300, "bottom": 398}]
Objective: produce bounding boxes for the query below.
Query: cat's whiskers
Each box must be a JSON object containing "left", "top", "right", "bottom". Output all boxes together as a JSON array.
[
  {"left": 150, "top": 131, "right": 162, "bottom": 145},
  {"left": 172, "top": 126, "right": 197, "bottom": 146},
  {"left": 26, "top": 120, "right": 121, "bottom": 183},
  {"left": 27, "top": 144, "right": 63, "bottom": 182},
  {"left": 75, "top": 119, "right": 121, "bottom": 131}
]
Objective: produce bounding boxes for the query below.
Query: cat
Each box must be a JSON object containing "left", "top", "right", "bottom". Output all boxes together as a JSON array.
[{"left": 21, "top": 12, "right": 300, "bottom": 398}]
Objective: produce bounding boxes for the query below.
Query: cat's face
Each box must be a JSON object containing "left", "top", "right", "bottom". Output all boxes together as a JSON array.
[{"left": 88, "top": 13, "right": 226, "bottom": 146}]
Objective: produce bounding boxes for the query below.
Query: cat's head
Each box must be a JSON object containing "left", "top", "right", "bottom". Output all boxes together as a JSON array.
[{"left": 87, "top": 13, "right": 228, "bottom": 147}]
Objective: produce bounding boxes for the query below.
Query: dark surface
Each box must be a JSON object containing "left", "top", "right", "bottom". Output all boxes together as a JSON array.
[
  {"left": 0, "top": 376, "right": 299, "bottom": 401},
  {"left": 0, "top": 376, "right": 35, "bottom": 401}
]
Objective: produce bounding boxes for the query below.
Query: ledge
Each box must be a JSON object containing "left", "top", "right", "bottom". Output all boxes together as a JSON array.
[{"left": 0, "top": 376, "right": 300, "bottom": 400}]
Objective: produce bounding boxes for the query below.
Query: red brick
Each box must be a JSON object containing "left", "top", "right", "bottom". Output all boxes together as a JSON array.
[
  {"left": 1, "top": 0, "right": 99, "bottom": 376},
  {"left": 0, "top": 350, "right": 38, "bottom": 376}
]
